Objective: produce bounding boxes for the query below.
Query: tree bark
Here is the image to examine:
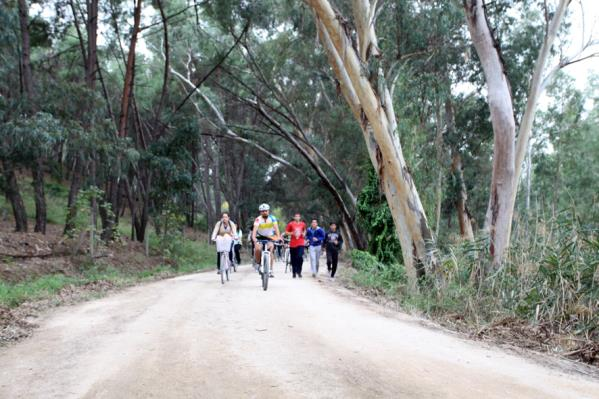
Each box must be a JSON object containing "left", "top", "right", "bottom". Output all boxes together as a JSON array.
[
  {"left": 451, "top": 152, "right": 475, "bottom": 241},
  {"left": 17, "top": 0, "right": 34, "bottom": 99},
  {"left": 434, "top": 101, "right": 444, "bottom": 238},
  {"left": 2, "top": 160, "right": 28, "bottom": 232},
  {"left": 309, "top": 2, "right": 437, "bottom": 285},
  {"left": 64, "top": 158, "right": 82, "bottom": 235},
  {"left": 32, "top": 159, "right": 46, "bottom": 233},
  {"left": 201, "top": 138, "right": 216, "bottom": 228},
  {"left": 118, "top": 0, "right": 142, "bottom": 138},
  {"left": 154, "top": 0, "right": 169, "bottom": 126},
  {"left": 212, "top": 137, "right": 222, "bottom": 217},
  {"left": 18, "top": 0, "right": 47, "bottom": 234},
  {"left": 463, "top": 0, "right": 516, "bottom": 267},
  {"left": 85, "top": 0, "right": 98, "bottom": 90},
  {"left": 445, "top": 100, "right": 474, "bottom": 241}
]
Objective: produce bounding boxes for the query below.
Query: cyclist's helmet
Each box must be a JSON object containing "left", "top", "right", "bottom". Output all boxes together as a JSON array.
[{"left": 258, "top": 203, "right": 270, "bottom": 211}]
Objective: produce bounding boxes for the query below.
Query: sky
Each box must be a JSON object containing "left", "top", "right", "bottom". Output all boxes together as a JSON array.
[{"left": 561, "top": 0, "right": 599, "bottom": 91}]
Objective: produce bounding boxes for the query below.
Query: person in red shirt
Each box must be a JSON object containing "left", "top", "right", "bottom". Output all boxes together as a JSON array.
[{"left": 284, "top": 213, "right": 307, "bottom": 278}]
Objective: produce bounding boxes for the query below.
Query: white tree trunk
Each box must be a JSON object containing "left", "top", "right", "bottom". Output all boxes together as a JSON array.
[
  {"left": 309, "top": 0, "right": 437, "bottom": 286},
  {"left": 464, "top": 0, "right": 516, "bottom": 267}
]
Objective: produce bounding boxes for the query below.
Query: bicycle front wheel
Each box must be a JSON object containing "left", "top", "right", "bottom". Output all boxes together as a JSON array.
[
  {"left": 220, "top": 252, "right": 227, "bottom": 284},
  {"left": 262, "top": 254, "right": 269, "bottom": 291}
]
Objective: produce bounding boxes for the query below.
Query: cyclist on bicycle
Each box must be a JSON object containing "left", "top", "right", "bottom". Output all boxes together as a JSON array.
[
  {"left": 252, "top": 203, "right": 281, "bottom": 278},
  {"left": 211, "top": 212, "right": 237, "bottom": 274}
]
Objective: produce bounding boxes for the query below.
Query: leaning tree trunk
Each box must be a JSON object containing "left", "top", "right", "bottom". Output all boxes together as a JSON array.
[
  {"left": 32, "top": 159, "right": 46, "bottom": 233},
  {"left": 309, "top": 1, "right": 437, "bottom": 286},
  {"left": 2, "top": 160, "right": 28, "bottom": 232},
  {"left": 464, "top": 0, "right": 516, "bottom": 268}
]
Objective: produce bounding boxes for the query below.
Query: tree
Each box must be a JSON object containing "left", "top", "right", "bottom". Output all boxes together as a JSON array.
[
  {"left": 306, "top": 0, "right": 437, "bottom": 285},
  {"left": 463, "top": 0, "right": 593, "bottom": 267}
]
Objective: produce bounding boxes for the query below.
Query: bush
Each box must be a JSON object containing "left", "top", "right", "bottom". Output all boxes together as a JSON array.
[
  {"left": 349, "top": 209, "right": 599, "bottom": 343},
  {"left": 153, "top": 230, "right": 214, "bottom": 271}
]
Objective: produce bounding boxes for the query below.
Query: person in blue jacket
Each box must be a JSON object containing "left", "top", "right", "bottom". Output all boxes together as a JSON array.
[{"left": 306, "top": 219, "right": 325, "bottom": 277}]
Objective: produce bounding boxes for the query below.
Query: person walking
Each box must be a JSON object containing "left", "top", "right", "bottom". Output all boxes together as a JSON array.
[
  {"left": 306, "top": 219, "right": 325, "bottom": 278},
  {"left": 233, "top": 226, "right": 242, "bottom": 265},
  {"left": 324, "top": 223, "right": 343, "bottom": 280},
  {"left": 284, "top": 213, "right": 307, "bottom": 278}
]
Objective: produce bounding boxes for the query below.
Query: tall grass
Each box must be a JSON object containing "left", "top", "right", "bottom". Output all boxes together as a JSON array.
[{"left": 350, "top": 209, "right": 599, "bottom": 341}]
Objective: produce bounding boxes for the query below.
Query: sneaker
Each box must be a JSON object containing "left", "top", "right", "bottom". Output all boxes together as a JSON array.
[
  {"left": 293, "top": 275, "right": 297, "bottom": 279},
  {"left": 270, "top": 273, "right": 275, "bottom": 278},
  {"left": 217, "top": 270, "right": 221, "bottom": 274},
  {"left": 299, "top": 274, "right": 303, "bottom": 278},
  {"left": 312, "top": 273, "right": 316, "bottom": 278}
]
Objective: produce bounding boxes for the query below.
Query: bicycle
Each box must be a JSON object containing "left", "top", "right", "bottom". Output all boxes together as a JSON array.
[
  {"left": 284, "top": 242, "right": 291, "bottom": 274},
  {"left": 215, "top": 235, "right": 234, "bottom": 285},
  {"left": 231, "top": 244, "right": 238, "bottom": 272},
  {"left": 255, "top": 239, "right": 272, "bottom": 291}
]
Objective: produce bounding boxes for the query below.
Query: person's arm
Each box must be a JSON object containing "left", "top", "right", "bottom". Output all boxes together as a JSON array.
[
  {"left": 231, "top": 222, "right": 238, "bottom": 239},
  {"left": 252, "top": 222, "right": 258, "bottom": 243},
  {"left": 211, "top": 222, "right": 220, "bottom": 241},
  {"left": 284, "top": 223, "right": 291, "bottom": 238},
  {"left": 318, "top": 228, "right": 326, "bottom": 244},
  {"left": 337, "top": 233, "right": 343, "bottom": 250},
  {"left": 323, "top": 232, "right": 329, "bottom": 246}
]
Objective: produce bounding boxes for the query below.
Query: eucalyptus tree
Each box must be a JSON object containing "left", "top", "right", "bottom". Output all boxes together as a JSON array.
[
  {"left": 305, "top": 0, "right": 439, "bottom": 285},
  {"left": 462, "top": 0, "right": 595, "bottom": 268}
]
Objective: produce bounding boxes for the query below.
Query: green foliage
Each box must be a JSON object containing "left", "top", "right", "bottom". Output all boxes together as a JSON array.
[
  {"left": 356, "top": 169, "right": 402, "bottom": 264},
  {"left": 0, "top": 177, "right": 68, "bottom": 225},
  {"left": 0, "top": 235, "right": 214, "bottom": 308},
  {"left": 350, "top": 250, "right": 407, "bottom": 295},
  {"left": 349, "top": 211, "right": 599, "bottom": 340},
  {"left": 0, "top": 274, "right": 80, "bottom": 307},
  {"left": 151, "top": 230, "right": 214, "bottom": 270}
]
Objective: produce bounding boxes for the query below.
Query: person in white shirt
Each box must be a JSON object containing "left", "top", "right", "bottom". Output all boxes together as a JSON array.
[
  {"left": 233, "top": 227, "right": 242, "bottom": 264},
  {"left": 210, "top": 213, "right": 237, "bottom": 273}
]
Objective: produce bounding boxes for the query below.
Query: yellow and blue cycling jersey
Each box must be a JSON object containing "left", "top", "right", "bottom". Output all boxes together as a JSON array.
[{"left": 254, "top": 215, "right": 278, "bottom": 238}]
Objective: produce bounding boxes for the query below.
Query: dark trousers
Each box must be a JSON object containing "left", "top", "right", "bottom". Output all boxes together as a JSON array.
[
  {"left": 327, "top": 249, "right": 339, "bottom": 277},
  {"left": 234, "top": 244, "right": 241, "bottom": 264},
  {"left": 290, "top": 246, "right": 304, "bottom": 277}
]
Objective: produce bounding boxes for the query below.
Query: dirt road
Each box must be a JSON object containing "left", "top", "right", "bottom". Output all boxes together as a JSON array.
[{"left": 1, "top": 263, "right": 598, "bottom": 398}]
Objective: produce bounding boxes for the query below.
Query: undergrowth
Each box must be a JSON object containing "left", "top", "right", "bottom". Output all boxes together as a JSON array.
[
  {"left": 0, "top": 234, "right": 214, "bottom": 308},
  {"left": 350, "top": 209, "right": 599, "bottom": 348}
]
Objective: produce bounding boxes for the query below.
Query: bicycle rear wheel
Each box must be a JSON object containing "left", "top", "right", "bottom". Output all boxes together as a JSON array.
[{"left": 285, "top": 249, "right": 290, "bottom": 273}]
